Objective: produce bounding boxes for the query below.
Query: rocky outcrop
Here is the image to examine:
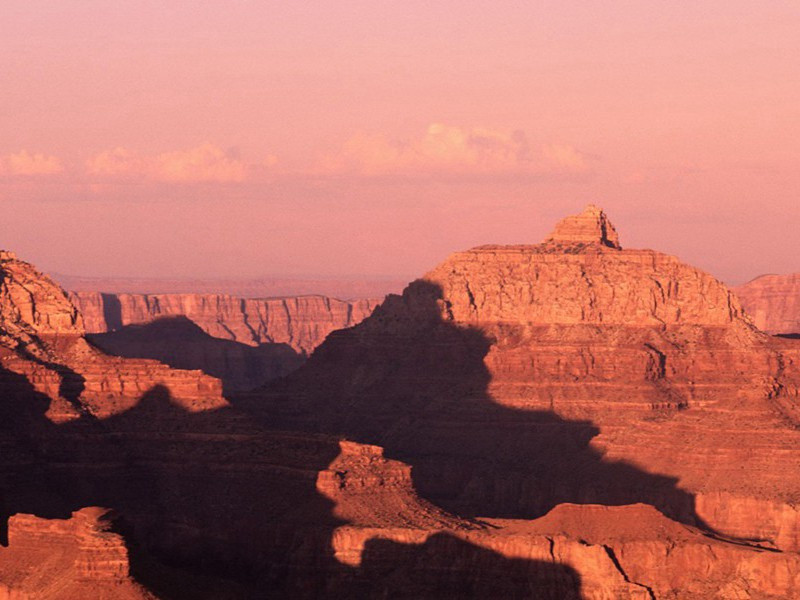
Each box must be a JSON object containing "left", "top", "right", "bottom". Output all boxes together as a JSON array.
[
  {"left": 4, "top": 209, "right": 800, "bottom": 599},
  {"left": 0, "top": 508, "right": 154, "bottom": 599},
  {"left": 734, "top": 273, "right": 800, "bottom": 335},
  {"left": 544, "top": 204, "right": 621, "bottom": 249},
  {"left": 0, "top": 251, "right": 226, "bottom": 421}
]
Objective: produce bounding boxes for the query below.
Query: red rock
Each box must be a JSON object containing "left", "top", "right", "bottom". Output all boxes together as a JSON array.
[
  {"left": 253, "top": 205, "right": 800, "bottom": 556},
  {"left": 70, "top": 292, "right": 379, "bottom": 356},
  {"left": 68, "top": 292, "right": 379, "bottom": 391},
  {"left": 4, "top": 205, "right": 800, "bottom": 599},
  {"left": 544, "top": 204, "right": 621, "bottom": 248},
  {"left": 0, "top": 508, "right": 153, "bottom": 599}
]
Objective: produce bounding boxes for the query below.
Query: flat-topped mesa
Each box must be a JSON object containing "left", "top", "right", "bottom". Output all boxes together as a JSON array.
[{"left": 544, "top": 204, "right": 621, "bottom": 249}]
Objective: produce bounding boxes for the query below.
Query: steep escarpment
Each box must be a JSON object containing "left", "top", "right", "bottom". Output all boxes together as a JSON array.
[
  {"left": 734, "top": 273, "right": 800, "bottom": 335},
  {"left": 69, "top": 292, "right": 379, "bottom": 391},
  {"left": 70, "top": 292, "right": 379, "bottom": 355},
  {"left": 254, "top": 205, "right": 800, "bottom": 554}
]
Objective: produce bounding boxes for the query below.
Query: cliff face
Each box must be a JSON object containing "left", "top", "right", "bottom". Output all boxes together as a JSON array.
[
  {"left": 734, "top": 273, "right": 800, "bottom": 335},
  {"left": 0, "top": 508, "right": 155, "bottom": 600},
  {"left": 69, "top": 292, "right": 379, "bottom": 392},
  {"left": 70, "top": 292, "right": 379, "bottom": 355},
  {"left": 255, "top": 205, "right": 800, "bottom": 555}
]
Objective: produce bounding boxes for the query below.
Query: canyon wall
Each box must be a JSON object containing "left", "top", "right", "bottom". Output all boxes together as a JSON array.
[
  {"left": 734, "top": 273, "right": 800, "bottom": 335},
  {"left": 69, "top": 292, "right": 379, "bottom": 392},
  {"left": 253, "top": 205, "right": 800, "bottom": 556},
  {"left": 4, "top": 207, "right": 800, "bottom": 598}
]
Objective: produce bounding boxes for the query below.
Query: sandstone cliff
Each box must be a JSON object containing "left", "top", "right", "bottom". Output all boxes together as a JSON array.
[
  {"left": 70, "top": 292, "right": 379, "bottom": 355},
  {"left": 68, "top": 292, "right": 379, "bottom": 392},
  {"left": 734, "top": 273, "right": 800, "bottom": 335}
]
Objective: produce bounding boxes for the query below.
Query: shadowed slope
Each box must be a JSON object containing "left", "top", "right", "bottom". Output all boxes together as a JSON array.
[
  {"left": 254, "top": 280, "right": 709, "bottom": 527},
  {"left": 87, "top": 316, "right": 303, "bottom": 393}
]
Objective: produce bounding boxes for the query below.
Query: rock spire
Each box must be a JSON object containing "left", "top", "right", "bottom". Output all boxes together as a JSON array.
[{"left": 544, "top": 204, "right": 621, "bottom": 249}]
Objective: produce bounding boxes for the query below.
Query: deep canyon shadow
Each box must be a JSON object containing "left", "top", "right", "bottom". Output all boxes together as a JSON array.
[
  {"left": 87, "top": 316, "right": 304, "bottom": 393},
  {"left": 0, "top": 363, "right": 582, "bottom": 598},
  {"left": 252, "top": 280, "right": 711, "bottom": 530}
]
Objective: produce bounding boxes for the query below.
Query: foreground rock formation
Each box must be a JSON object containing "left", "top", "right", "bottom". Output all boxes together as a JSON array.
[
  {"left": 69, "top": 292, "right": 378, "bottom": 391},
  {"left": 0, "top": 508, "right": 155, "bottom": 599},
  {"left": 734, "top": 273, "right": 800, "bottom": 335},
  {"left": 3, "top": 206, "right": 800, "bottom": 598}
]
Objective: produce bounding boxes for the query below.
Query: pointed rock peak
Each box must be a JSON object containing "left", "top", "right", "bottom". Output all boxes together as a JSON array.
[{"left": 544, "top": 204, "right": 621, "bottom": 249}]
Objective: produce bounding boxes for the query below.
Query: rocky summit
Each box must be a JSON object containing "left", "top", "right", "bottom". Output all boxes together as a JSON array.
[
  {"left": 2, "top": 207, "right": 800, "bottom": 598},
  {"left": 544, "top": 204, "right": 621, "bottom": 248}
]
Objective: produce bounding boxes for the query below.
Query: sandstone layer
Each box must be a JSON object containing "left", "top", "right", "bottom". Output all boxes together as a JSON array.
[
  {"left": 734, "top": 273, "right": 800, "bottom": 335},
  {"left": 69, "top": 292, "right": 378, "bottom": 391}
]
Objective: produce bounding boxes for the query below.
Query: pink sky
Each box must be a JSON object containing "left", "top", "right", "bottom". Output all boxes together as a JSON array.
[{"left": 1, "top": 1, "right": 798, "bottom": 285}]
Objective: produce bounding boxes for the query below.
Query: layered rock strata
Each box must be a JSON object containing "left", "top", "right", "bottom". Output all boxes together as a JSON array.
[
  {"left": 254, "top": 205, "right": 800, "bottom": 555},
  {"left": 70, "top": 292, "right": 378, "bottom": 355},
  {"left": 4, "top": 206, "right": 800, "bottom": 599},
  {"left": 0, "top": 508, "right": 155, "bottom": 599},
  {"left": 69, "top": 292, "right": 379, "bottom": 391},
  {"left": 734, "top": 273, "right": 800, "bottom": 335}
]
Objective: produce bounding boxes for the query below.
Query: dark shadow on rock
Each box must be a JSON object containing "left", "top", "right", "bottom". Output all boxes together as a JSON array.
[
  {"left": 348, "top": 533, "right": 581, "bottom": 599},
  {"left": 776, "top": 333, "right": 800, "bottom": 340},
  {"left": 0, "top": 366, "right": 582, "bottom": 598},
  {"left": 248, "top": 280, "right": 713, "bottom": 531},
  {"left": 86, "top": 316, "right": 305, "bottom": 393},
  {"left": 100, "top": 292, "right": 124, "bottom": 331}
]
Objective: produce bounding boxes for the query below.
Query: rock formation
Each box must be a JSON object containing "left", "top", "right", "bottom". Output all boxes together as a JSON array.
[
  {"left": 734, "top": 273, "right": 800, "bottom": 335},
  {"left": 3, "top": 205, "right": 800, "bottom": 598},
  {"left": 69, "top": 292, "right": 379, "bottom": 391},
  {"left": 251, "top": 205, "right": 800, "bottom": 570},
  {"left": 544, "top": 204, "right": 621, "bottom": 248},
  {"left": 0, "top": 508, "right": 155, "bottom": 599}
]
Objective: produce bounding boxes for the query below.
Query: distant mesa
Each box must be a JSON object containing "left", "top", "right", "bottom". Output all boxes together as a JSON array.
[
  {"left": 733, "top": 272, "right": 800, "bottom": 335},
  {"left": 544, "top": 204, "right": 621, "bottom": 249}
]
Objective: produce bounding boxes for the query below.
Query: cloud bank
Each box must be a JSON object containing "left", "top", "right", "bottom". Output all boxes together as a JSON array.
[
  {"left": 318, "top": 124, "right": 589, "bottom": 177},
  {"left": 86, "top": 143, "right": 277, "bottom": 183},
  {"left": 0, "top": 151, "right": 64, "bottom": 176}
]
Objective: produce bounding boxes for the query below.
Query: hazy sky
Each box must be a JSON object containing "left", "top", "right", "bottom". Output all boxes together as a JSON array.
[{"left": 1, "top": 1, "right": 798, "bottom": 284}]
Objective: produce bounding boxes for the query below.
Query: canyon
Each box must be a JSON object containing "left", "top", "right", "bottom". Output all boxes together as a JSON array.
[
  {"left": 1, "top": 206, "right": 800, "bottom": 598},
  {"left": 69, "top": 292, "right": 379, "bottom": 392}
]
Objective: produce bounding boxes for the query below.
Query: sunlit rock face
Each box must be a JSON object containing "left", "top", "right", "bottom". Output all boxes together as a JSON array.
[
  {"left": 0, "top": 250, "right": 225, "bottom": 421},
  {"left": 257, "top": 205, "right": 800, "bottom": 552},
  {"left": 543, "top": 204, "right": 621, "bottom": 249},
  {"left": 734, "top": 273, "right": 800, "bottom": 335}
]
